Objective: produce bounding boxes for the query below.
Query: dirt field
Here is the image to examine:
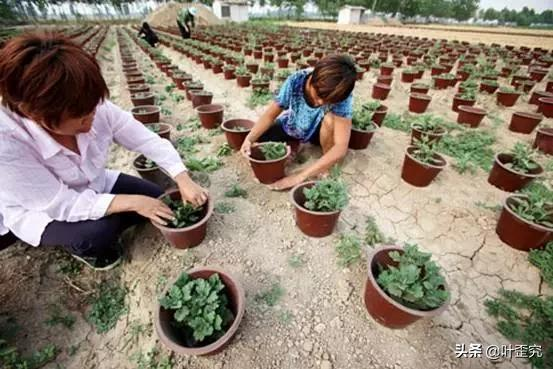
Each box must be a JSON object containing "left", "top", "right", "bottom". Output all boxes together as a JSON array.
[
  {"left": 0, "top": 25, "right": 551, "bottom": 369},
  {"left": 286, "top": 21, "right": 553, "bottom": 49}
]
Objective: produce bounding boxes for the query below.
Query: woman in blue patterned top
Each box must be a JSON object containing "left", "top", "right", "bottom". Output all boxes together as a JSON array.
[{"left": 241, "top": 55, "right": 356, "bottom": 190}]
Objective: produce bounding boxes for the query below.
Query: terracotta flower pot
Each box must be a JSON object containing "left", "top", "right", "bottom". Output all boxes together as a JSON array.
[
  {"left": 196, "top": 104, "right": 224, "bottom": 129},
  {"left": 409, "top": 93, "right": 431, "bottom": 113},
  {"left": 131, "top": 105, "right": 161, "bottom": 124},
  {"left": 538, "top": 97, "right": 553, "bottom": 118},
  {"left": 222, "top": 119, "right": 254, "bottom": 150},
  {"left": 363, "top": 246, "right": 449, "bottom": 329},
  {"left": 377, "top": 75, "right": 393, "bottom": 85},
  {"left": 349, "top": 123, "right": 378, "bottom": 150},
  {"left": 129, "top": 84, "right": 149, "bottom": 94},
  {"left": 133, "top": 154, "right": 174, "bottom": 190},
  {"left": 547, "top": 81, "right": 553, "bottom": 93},
  {"left": 401, "top": 146, "right": 447, "bottom": 187},
  {"left": 251, "top": 80, "right": 270, "bottom": 92},
  {"left": 401, "top": 71, "right": 416, "bottom": 83},
  {"left": 236, "top": 75, "right": 252, "bottom": 88},
  {"left": 155, "top": 267, "right": 245, "bottom": 355},
  {"left": 223, "top": 68, "right": 236, "bottom": 80},
  {"left": 290, "top": 181, "right": 341, "bottom": 238},
  {"left": 277, "top": 58, "right": 289, "bottom": 68},
  {"left": 488, "top": 153, "right": 543, "bottom": 192},
  {"left": 496, "top": 195, "right": 553, "bottom": 251},
  {"left": 433, "top": 77, "right": 451, "bottom": 90},
  {"left": 131, "top": 92, "right": 155, "bottom": 107},
  {"left": 372, "top": 83, "right": 391, "bottom": 100},
  {"left": 191, "top": 91, "right": 213, "bottom": 108},
  {"left": 479, "top": 82, "right": 498, "bottom": 94},
  {"left": 380, "top": 65, "right": 394, "bottom": 76},
  {"left": 410, "top": 84, "right": 429, "bottom": 94},
  {"left": 246, "top": 63, "right": 259, "bottom": 74},
  {"left": 530, "top": 68, "right": 547, "bottom": 82},
  {"left": 145, "top": 123, "right": 171, "bottom": 140},
  {"left": 152, "top": 190, "right": 213, "bottom": 249},
  {"left": 496, "top": 91, "right": 521, "bottom": 107},
  {"left": 451, "top": 95, "right": 475, "bottom": 112},
  {"left": 529, "top": 90, "right": 553, "bottom": 105},
  {"left": 457, "top": 106, "right": 486, "bottom": 128},
  {"left": 410, "top": 126, "right": 446, "bottom": 145},
  {"left": 508, "top": 112, "right": 543, "bottom": 134},
  {"left": 248, "top": 143, "right": 290, "bottom": 184},
  {"left": 533, "top": 127, "right": 553, "bottom": 155},
  {"left": 371, "top": 105, "right": 388, "bottom": 126}
]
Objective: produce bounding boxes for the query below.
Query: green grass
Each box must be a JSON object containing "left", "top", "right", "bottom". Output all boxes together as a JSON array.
[
  {"left": 436, "top": 129, "right": 496, "bottom": 173},
  {"left": 130, "top": 347, "right": 173, "bottom": 369},
  {"left": 336, "top": 234, "right": 362, "bottom": 267},
  {"left": 216, "top": 143, "right": 232, "bottom": 157},
  {"left": 45, "top": 306, "right": 75, "bottom": 329},
  {"left": 474, "top": 201, "right": 502, "bottom": 212},
  {"left": 287, "top": 254, "right": 305, "bottom": 268},
  {"left": 224, "top": 184, "right": 248, "bottom": 198},
  {"left": 87, "top": 280, "right": 128, "bottom": 334},
  {"left": 382, "top": 112, "right": 410, "bottom": 132},
  {"left": 528, "top": 242, "right": 553, "bottom": 287},
  {"left": 185, "top": 157, "right": 222, "bottom": 173},
  {"left": 247, "top": 90, "right": 273, "bottom": 109},
  {"left": 215, "top": 202, "right": 236, "bottom": 214},
  {"left": 56, "top": 257, "right": 83, "bottom": 278},
  {"left": 278, "top": 310, "right": 294, "bottom": 325},
  {"left": 255, "top": 283, "right": 284, "bottom": 307},
  {"left": 0, "top": 340, "right": 58, "bottom": 369}
]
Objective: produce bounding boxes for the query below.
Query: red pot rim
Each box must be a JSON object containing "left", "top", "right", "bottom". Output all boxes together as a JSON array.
[
  {"left": 537, "top": 127, "right": 553, "bottom": 136},
  {"left": 410, "top": 93, "right": 431, "bottom": 100},
  {"left": 512, "top": 111, "right": 543, "bottom": 120},
  {"left": 132, "top": 154, "right": 160, "bottom": 172},
  {"left": 503, "top": 195, "right": 553, "bottom": 232},
  {"left": 365, "top": 245, "right": 450, "bottom": 317},
  {"left": 155, "top": 266, "right": 246, "bottom": 355},
  {"left": 131, "top": 105, "right": 161, "bottom": 115},
  {"left": 144, "top": 123, "right": 171, "bottom": 134},
  {"left": 494, "top": 153, "right": 543, "bottom": 178},
  {"left": 458, "top": 105, "right": 486, "bottom": 115},
  {"left": 411, "top": 124, "right": 446, "bottom": 136},
  {"left": 248, "top": 142, "right": 291, "bottom": 164},
  {"left": 151, "top": 189, "right": 214, "bottom": 233},
  {"left": 290, "top": 181, "right": 342, "bottom": 216},
  {"left": 196, "top": 104, "right": 224, "bottom": 114},
  {"left": 131, "top": 92, "right": 155, "bottom": 99},
  {"left": 221, "top": 119, "right": 254, "bottom": 133},
  {"left": 405, "top": 146, "right": 447, "bottom": 169},
  {"left": 538, "top": 97, "right": 553, "bottom": 104},
  {"left": 352, "top": 122, "right": 378, "bottom": 133},
  {"left": 374, "top": 83, "right": 392, "bottom": 90}
]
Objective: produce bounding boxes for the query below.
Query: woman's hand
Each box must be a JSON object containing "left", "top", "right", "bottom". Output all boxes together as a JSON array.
[
  {"left": 241, "top": 137, "right": 252, "bottom": 158},
  {"left": 175, "top": 171, "right": 209, "bottom": 207},
  {"left": 132, "top": 196, "right": 175, "bottom": 226},
  {"left": 269, "top": 172, "right": 306, "bottom": 191}
]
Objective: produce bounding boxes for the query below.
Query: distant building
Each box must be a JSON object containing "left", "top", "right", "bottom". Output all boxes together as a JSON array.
[
  {"left": 213, "top": 0, "right": 249, "bottom": 22},
  {"left": 337, "top": 5, "right": 366, "bottom": 25}
]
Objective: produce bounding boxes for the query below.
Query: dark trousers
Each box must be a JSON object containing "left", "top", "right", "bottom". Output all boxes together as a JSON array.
[
  {"left": 0, "top": 174, "right": 163, "bottom": 258},
  {"left": 177, "top": 20, "right": 191, "bottom": 39},
  {"left": 259, "top": 122, "right": 321, "bottom": 146}
]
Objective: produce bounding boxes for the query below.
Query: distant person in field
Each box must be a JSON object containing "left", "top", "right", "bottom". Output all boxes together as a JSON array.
[
  {"left": 138, "top": 22, "right": 159, "bottom": 47},
  {"left": 241, "top": 55, "right": 356, "bottom": 191},
  {"left": 177, "top": 6, "right": 197, "bottom": 39},
  {"left": 0, "top": 33, "right": 208, "bottom": 270}
]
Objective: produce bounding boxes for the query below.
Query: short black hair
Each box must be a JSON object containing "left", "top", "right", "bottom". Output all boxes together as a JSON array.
[{"left": 311, "top": 54, "right": 356, "bottom": 104}]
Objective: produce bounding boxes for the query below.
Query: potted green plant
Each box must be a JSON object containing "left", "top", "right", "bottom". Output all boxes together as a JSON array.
[
  {"left": 133, "top": 155, "right": 174, "bottom": 190},
  {"left": 251, "top": 74, "right": 270, "bottom": 92},
  {"left": 247, "top": 142, "right": 290, "bottom": 184},
  {"left": 401, "top": 137, "right": 447, "bottom": 187},
  {"left": 131, "top": 105, "right": 161, "bottom": 124},
  {"left": 488, "top": 143, "right": 543, "bottom": 192},
  {"left": 290, "top": 172, "right": 348, "bottom": 237},
  {"left": 452, "top": 88, "right": 476, "bottom": 112},
  {"left": 410, "top": 114, "right": 446, "bottom": 145},
  {"left": 145, "top": 123, "right": 171, "bottom": 140},
  {"left": 362, "top": 100, "right": 388, "bottom": 126},
  {"left": 433, "top": 73, "right": 455, "bottom": 89},
  {"left": 363, "top": 244, "right": 450, "bottom": 328},
  {"left": 155, "top": 267, "right": 245, "bottom": 355},
  {"left": 401, "top": 68, "right": 417, "bottom": 83},
  {"left": 496, "top": 183, "right": 553, "bottom": 251},
  {"left": 223, "top": 64, "right": 236, "bottom": 80},
  {"left": 235, "top": 66, "right": 252, "bottom": 88},
  {"left": 349, "top": 108, "right": 378, "bottom": 150},
  {"left": 151, "top": 190, "right": 213, "bottom": 249},
  {"left": 497, "top": 86, "right": 521, "bottom": 107}
]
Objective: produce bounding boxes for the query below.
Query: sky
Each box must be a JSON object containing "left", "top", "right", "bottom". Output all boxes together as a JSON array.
[{"left": 479, "top": 0, "right": 553, "bottom": 12}]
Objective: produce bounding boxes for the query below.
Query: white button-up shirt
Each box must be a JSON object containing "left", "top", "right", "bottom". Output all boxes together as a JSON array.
[{"left": 0, "top": 100, "right": 186, "bottom": 246}]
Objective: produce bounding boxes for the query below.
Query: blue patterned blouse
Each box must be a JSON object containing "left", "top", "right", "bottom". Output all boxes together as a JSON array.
[{"left": 274, "top": 69, "right": 353, "bottom": 142}]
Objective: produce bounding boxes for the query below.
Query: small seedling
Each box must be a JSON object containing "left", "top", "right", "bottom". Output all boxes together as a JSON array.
[
  {"left": 185, "top": 156, "right": 222, "bottom": 173},
  {"left": 161, "top": 107, "right": 172, "bottom": 116},
  {"left": 336, "top": 234, "right": 362, "bottom": 266},
  {"left": 364, "top": 216, "right": 385, "bottom": 247},
  {"left": 208, "top": 128, "right": 224, "bottom": 137},
  {"left": 437, "top": 129, "right": 495, "bottom": 173},
  {"left": 383, "top": 113, "right": 410, "bottom": 132},
  {"left": 45, "top": 306, "right": 75, "bottom": 329},
  {"left": 67, "top": 345, "right": 79, "bottom": 357},
  {"left": 0, "top": 339, "right": 58, "bottom": 369},
  {"left": 288, "top": 254, "right": 305, "bottom": 268},
  {"left": 303, "top": 176, "right": 348, "bottom": 212},
  {"left": 278, "top": 310, "right": 294, "bottom": 325},
  {"left": 259, "top": 142, "right": 287, "bottom": 160},
  {"left": 224, "top": 184, "right": 248, "bottom": 198},
  {"left": 215, "top": 202, "right": 236, "bottom": 214},
  {"left": 255, "top": 282, "right": 284, "bottom": 307},
  {"left": 131, "top": 347, "right": 173, "bottom": 369},
  {"left": 475, "top": 201, "right": 502, "bottom": 212},
  {"left": 528, "top": 241, "right": 553, "bottom": 287},
  {"left": 216, "top": 143, "right": 232, "bottom": 157},
  {"left": 163, "top": 197, "right": 203, "bottom": 228},
  {"left": 87, "top": 280, "right": 128, "bottom": 334}
]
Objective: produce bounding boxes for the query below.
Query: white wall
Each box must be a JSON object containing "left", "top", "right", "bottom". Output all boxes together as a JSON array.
[
  {"left": 337, "top": 8, "right": 351, "bottom": 24},
  {"left": 231, "top": 4, "right": 249, "bottom": 22},
  {"left": 213, "top": 0, "right": 223, "bottom": 18}
]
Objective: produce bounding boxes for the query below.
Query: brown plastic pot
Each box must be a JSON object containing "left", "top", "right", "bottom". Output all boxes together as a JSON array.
[
  {"left": 496, "top": 91, "right": 521, "bottom": 107},
  {"left": 547, "top": 81, "right": 553, "bottom": 93},
  {"left": 508, "top": 112, "right": 543, "bottom": 134},
  {"left": 152, "top": 190, "right": 213, "bottom": 249},
  {"left": 186, "top": 88, "right": 203, "bottom": 101},
  {"left": 132, "top": 154, "right": 175, "bottom": 190},
  {"left": 488, "top": 153, "right": 543, "bottom": 192},
  {"left": 451, "top": 95, "right": 475, "bottom": 112},
  {"left": 410, "top": 84, "right": 429, "bottom": 94},
  {"left": 410, "top": 125, "right": 446, "bottom": 145},
  {"left": 409, "top": 93, "right": 431, "bottom": 113},
  {"left": 496, "top": 195, "right": 553, "bottom": 251},
  {"left": 433, "top": 77, "right": 451, "bottom": 90},
  {"left": 401, "top": 146, "right": 447, "bottom": 187},
  {"left": 479, "top": 82, "right": 498, "bottom": 94},
  {"left": 236, "top": 75, "right": 251, "bottom": 87},
  {"left": 224, "top": 68, "right": 236, "bottom": 80},
  {"left": 131, "top": 105, "right": 161, "bottom": 124},
  {"left": 380, "top": 65, "right": 394, "bottom": 76},
  {"left": 145, "top": 123, "right": 171, "bottom": 140},
  {"left": 349, "top": 123, "right": 378, "bottom": 150},
  {"left": 222, "top": 119, "right": 254, "bottom": 150},
  {"left": 538, "top": 97, "right": 553, "bottom": 118},
  {"left": 290, "top": 181, "right": 341, "bottom": 238},
  {"left": 457, "top": 106, "right": 486, "bottom": 128},
  {"left": 191, "top": 91, "right": 213, "bottom": 108},
  {"left": 401, "top": 71, "right": 416, "bottom": 83},
  {"left": 196, "top": 104, "right": 224, "bottom": 129},
  {"left": 246, "top": 63, "right": 259, "bottom": 74},
  {"left": 372, "top": 83, "right": 391, "bottom": 100},
  {"left": 131, "top": 92, "right": 155, "bottom": 107},
  {"left": 248, "top": 143, "right": 290, "bottom": 184},
  {"left": 370, "top": 105, "right": 388, "bottom": 126},
  {"left": 377, "top": 75, "right": 393, "bottom": 85},
  {"left": 534, "top": 127, "right": 553, "bottom": 155},
  {"left": 129, "top": 84, "right": 149, "bottom": 94},
  {"left": 155, "top": 267, "right": 245, "bottom": 355},
  {"left": 363, "top": 245, "right": 449, "bottom": 329},
  {"left": 529, "top": 90, "right": 553, "bottom": 105}
]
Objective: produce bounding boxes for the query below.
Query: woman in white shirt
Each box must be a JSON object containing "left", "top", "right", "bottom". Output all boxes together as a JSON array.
[{"left": 0, "top": 33, "right": 208, "bottom": 270}]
